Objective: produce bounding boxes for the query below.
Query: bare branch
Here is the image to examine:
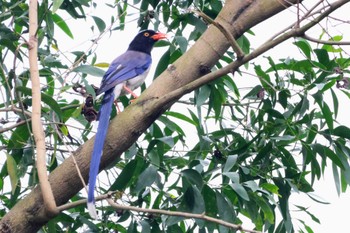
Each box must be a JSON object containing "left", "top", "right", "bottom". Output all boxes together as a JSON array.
[
  {"left": 302, "top": 34, "right": 350, "bottom": 45},
  {"left": 106, "top": 198, "right": 262, "bottom": 233},
  {"left": 0, "top": 119, "right": 29, "bottom": 134},
  {"left": 29, "top": 0, "right": 58, "bottom": 215}
]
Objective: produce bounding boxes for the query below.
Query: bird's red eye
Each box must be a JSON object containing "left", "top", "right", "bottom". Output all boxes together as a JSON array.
[{"left": 144, "top": 32, "right": 150, "bottom": 37}]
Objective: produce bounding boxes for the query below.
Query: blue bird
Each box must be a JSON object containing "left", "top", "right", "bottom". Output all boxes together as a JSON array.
[{"left": 87, "top": 30, "right": 167, "bottom": 218}]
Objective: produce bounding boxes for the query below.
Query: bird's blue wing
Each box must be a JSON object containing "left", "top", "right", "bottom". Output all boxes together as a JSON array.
[{"left": 97, "top": 51, "right": 152, "bottom": 95}]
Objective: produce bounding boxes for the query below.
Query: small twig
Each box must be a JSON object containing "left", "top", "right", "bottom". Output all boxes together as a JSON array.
[
  {"left": 0, "top": 119, "right": 29, "bottom": 134},
  {"left": 302, "top": 34, "right": 350, "bottom": 45},
  {"left": 28, "top": 0, "right": 58, "bottom": 215},
  {"left": 57, "top": 192, "right": 118, "bottom": 211},
  {"left": 192, "top": 9, "right": 245, "bottom": 59},
  {"left": 270, "top": 0, "right": 326, "bottom": 42},
  {"left": 106, "top": 198, "right": 261, "bottom": 233},
  {"left": 0, "top": 106, "right": 32, "bottom": 117}
]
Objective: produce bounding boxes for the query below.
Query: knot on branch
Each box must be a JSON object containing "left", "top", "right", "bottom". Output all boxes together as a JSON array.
[{"left": 199, "top": 64, "right": 211, "bottom": 75}]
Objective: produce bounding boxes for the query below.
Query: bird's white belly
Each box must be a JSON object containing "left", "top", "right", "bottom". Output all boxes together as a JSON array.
[{"left": 113, "top": 68, "right": 150, "bottom": 99}]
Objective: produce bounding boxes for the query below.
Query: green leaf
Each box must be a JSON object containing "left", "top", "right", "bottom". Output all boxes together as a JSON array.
[
  {"left": 223, "top": 155, "right": 237, "bottom": 172},
  {"left": 109, "top": 160, "right": 137, "bottom": 191},
  {"left": 230, "top": 183, "right": 249, "bottom": 201},
  {"left": 333, "top": 125, "right": 350, "bottom": 140},
  {"left": 332, "top": 163, "right": 341, "bottom": 195},
  {"left": 134, "top": 165, "right": 158, "bottom": 193},
  {"left": 174, "top": 36, "right": 188, "bottom": 54},
  {"left": 313, "top": 92, "right": 333, "bottom": 130},
  {"left": 243, "top": 85, "right": 263, "bottom": 100},
  {"left": 320, "top": 101, "right": 333, "bottom": 131},
  {"left": 154, "top": 49, "right": 170, "bottom": 78},
  {"left": 182, "top": 169, "right": 203, "bottom": 190},
  {"left": 16, "top": 86, "right": 63, "bottom": 120},
  {"left": 261, "top": 183, "right": 279, "bottom": 194},
  {"left": 294, "top": 39, "right": 312, "bottom": 59},
  {"left": 52, "top": 0, "right": 64, "bottom": 13},
  {"left": 184, "top": 186, "right": 205, "bottom": 227},
  {"left": 237, "top": 34, "right": 250, "bottom": 54},
  {"left": 306, "top": 124, "right": 318, "bottom": 144},
  {"left": 73, "top": 65, "right": 105, "bottom": 77},
  {"left": 253, "top": 141, "right": 272, "bottom": 164},
  {"left": 256, "top": 196, "right": 274, "bottom": 224},
  {"left": 223, "top": 172, "right": 240, "bottom": 183},
  {"left": 314, "top": 49, "right": 330, "bottom": 67},
  {"left": 306, "top": 192, "right": 330, "bottom": 204},
  {"left": 254, "top": 65, "right": 272, "bottom": 92},
  {"left": 313, "top": 144, "right": 344, "bottom": 169},
  {"left": 92, "top": 16, "right": 106, "bottom": 33},
  {"left": 202, "top": 185, "right": 217, "bottom": 217},
  {"left": 216, "top": 191, "right": 236, "bottom": 232},
  {"left": 7, "top": 125, "right": 30, "bottom": 150},
  {"left": 52, "top": 14, "right": 74, "bottom": 39},
  {"left": 278, "top": 89, "right": 291, "bottom": 109},
  {"left": 331, "top": 89, "right": 339, "bottom": 118},
  {"left": 196, "top": 85, "right": 211, "bottom": 106},
  {"left": 6, "top": 154, "right": 18, "bottom": 194},
  {"left": 157, "top": 116, "right": 185, "bottom": 136}
]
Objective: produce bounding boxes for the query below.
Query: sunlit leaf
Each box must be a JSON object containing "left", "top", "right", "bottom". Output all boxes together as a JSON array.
[
  {"left": 261, "top": 183, "right": 279, "bottom": 195},
  {"left": 256, "top": 196, "right": 274, "bottom": 224},
  {"left": 6, "top": 154, "right": 18, "bottom": 194},
  {"left": 52, "top": 0, "right": 64, "bottom": 13},
  {"left": 73, "top": 65, "right": 105, "bottom": 77},
  {"left": 94, "top": 62, "right": 109, "bottom": 68}
]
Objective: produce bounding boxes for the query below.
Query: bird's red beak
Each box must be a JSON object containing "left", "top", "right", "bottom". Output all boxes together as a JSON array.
[{"left": 151, "top": 32, "right": 167, "bottom": 40}]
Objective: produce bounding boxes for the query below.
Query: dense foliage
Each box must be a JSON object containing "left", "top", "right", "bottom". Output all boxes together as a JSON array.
[{"left": 0, "top": 0, "right": 350, "bottom": 232}]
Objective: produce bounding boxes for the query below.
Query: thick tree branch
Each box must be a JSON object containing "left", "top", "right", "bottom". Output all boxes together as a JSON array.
[{"left": 193, "top": 9, "right": 245, "bottom": 59}]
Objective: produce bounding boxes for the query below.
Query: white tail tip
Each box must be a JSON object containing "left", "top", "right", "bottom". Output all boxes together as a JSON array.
[{"left": 87, "top": 202, "right": 98, "bottom": 219}]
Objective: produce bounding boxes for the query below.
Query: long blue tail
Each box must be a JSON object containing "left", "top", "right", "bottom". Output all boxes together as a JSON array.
[{"left": 87, "top": 89, "right": 115, "bottom": 219}]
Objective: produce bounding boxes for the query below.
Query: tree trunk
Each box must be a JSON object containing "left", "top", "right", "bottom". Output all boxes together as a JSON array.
[{"left": 0, "top": 1, "right": 299, "bottom": 232}]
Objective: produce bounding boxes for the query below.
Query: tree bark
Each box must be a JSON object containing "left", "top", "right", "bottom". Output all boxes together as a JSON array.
[{"left": 0, "top": 0, "right": 300, "bottom": 232}]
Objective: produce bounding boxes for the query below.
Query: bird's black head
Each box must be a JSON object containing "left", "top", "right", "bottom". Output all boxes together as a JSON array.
[{"left": 127, "top": 29, "right": 167, "bottom": 54}]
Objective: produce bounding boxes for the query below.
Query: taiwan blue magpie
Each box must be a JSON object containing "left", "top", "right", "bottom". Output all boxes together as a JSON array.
[{"left": 87, "top": 30, "right": 167, "bottom": 218}]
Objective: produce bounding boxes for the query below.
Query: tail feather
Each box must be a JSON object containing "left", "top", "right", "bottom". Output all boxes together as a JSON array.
[{"left": 87, "top": 89, "right": 115, "bottom": 219}]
